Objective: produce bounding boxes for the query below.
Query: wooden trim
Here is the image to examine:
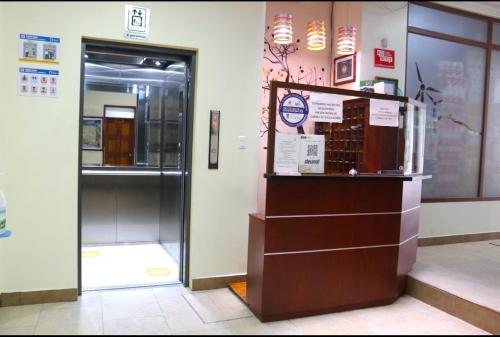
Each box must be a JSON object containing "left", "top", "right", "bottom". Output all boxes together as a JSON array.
[
  {"left": 412, "top": 1, "right": 500, "bottom": 23},
  {"left": 478, "top": 22, "right": 494, "bottom": 197},
  {"left": 191, "top": 274, "right": 247, "bottom": 291},
  {"left": 407, "top": 26, "right": 488, "bottom": 49},
  {"left": 418, "top": 232, "right": 500, "bottom": 247},
  {"left": 422, "top": 197, "right": 500, "bottom": 203},
  {"left": 406, "top": 277, "right": 500, "bottom": 334},
  {"left": 0, "top": 289, "right": 77, "bottom": 307}
]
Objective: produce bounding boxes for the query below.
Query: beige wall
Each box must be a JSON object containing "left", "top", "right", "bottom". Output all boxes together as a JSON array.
[
  {"left": 82, "top": 90, "right": 137, "bottom": 166},
  {"left": 0, "top": 1, "right": 264, "bottom": 292},
  {"left": 0, "top": 2, "right": 5, "bottom": 294}
]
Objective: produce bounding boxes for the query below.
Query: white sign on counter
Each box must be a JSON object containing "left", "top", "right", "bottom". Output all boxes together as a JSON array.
[
  {"left": 369, "top": 99, "right": 399, "bottom": 127},
  {"left": 309, "top": 92, "right": 343, "bottom": 123},
  {"left": 274, "top": 133, "right": 300, "bottom": 174},
  {"left": 298, "top": 135, "right": 325, "bottom": 173}
]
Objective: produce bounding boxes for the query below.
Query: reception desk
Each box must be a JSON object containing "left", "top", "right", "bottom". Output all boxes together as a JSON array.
[{"left": 246, "top": 173, "right": 425, "bottom": 322}]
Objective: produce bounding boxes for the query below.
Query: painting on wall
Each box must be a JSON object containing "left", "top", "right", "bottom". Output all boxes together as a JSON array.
[
  {"left": 82, "top": 118, "right": 103, "bottom": 150},
  {"left": 333, "top": 53, "right": 356, "bottom": 85}
]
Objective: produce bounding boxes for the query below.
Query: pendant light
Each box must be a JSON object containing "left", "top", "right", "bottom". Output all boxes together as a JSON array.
[
  {"left": 337, "top": 26, "right": 356, "bottom": 55},
  {"left": 307, "top": 20, "right": 326, "bottom": 51},
  {"left": 336, "top": 2, "right": 356, "bottom": 55},
  {"left": 273, "top": 13, "right": 293, "bottom": 44}
]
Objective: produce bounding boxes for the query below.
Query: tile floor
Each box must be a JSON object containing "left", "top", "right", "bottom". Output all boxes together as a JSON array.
[
  {"left": 82, "top": 244, "right": 179, "bottom": 290},
  {"left": 410, "top": 240, "right": 500, "bottom": 313},
  {"left": 0, "top": 285, "right": 488, "bottom": 335}
]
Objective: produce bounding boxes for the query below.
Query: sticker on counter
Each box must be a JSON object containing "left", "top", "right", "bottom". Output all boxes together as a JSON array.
[
  {"left": 279, "top": 93, "right": 309, "bottom": 128},
  {"left": 18, "top": 68, "right": 59, "bottom": 98},
  {"left": 369, "top": 99, "right": 399, "bottom": 127},
  {"left": 309, "top": 92, "right": 343, "bottom": 123},
  {"left": 18, "top": 34, "right": 61, "bottom": 64}
]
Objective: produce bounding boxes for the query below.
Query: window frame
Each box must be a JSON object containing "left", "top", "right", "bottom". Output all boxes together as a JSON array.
[{"left": 406, "top": 1, "right": 500, "bottom": 203}]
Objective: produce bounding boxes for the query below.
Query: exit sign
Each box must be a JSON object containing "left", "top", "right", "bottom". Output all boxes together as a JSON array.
[{"left": 374, "top": 48, "right": 395, "bottom": 69}]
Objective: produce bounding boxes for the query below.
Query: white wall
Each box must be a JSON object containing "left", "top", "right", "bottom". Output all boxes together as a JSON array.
[
  {"left": 360, "top": 2, "right": 407, "bottom": 92},
  {"left": 0, "top": 1, "right": 264, "bottom": 293}
]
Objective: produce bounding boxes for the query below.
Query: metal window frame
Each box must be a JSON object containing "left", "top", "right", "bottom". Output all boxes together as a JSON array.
[{"left": 406, "top": 1, "right": 500, "bottom": 202}]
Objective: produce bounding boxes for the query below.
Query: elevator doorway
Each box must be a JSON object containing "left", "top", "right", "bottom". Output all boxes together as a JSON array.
[{"left": 78, "top": 39, "right": 194, "bottom": 292}]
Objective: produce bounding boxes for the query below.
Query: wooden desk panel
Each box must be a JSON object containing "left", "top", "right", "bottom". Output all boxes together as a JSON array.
[{"left": 247, "top": 176, "right": 423, "bottom": 322}]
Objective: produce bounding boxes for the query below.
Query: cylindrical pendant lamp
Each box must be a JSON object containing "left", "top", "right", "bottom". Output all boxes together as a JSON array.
[
  {"left": 337, "top": 26, "right": 356, "bottom": 55},
  {"left": 273, "top": 13, "right": 293, "bottom": 44},
  {"left": 307, "top": 20, "right": 326, "bottom": 51}
]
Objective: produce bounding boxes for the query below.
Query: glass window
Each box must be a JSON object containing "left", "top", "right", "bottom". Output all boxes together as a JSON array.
[
  {"left": 493, "top": 23, "right": 500, "bottom": 45},
  {"left": 407, "top": 33, "right": 486, "bottom": 198},
  {"left": 409, "top": 3, "right": 488, "bottom": 42},
  {"left": 483, "top": 50, "right": 500, "bottom": 197}
]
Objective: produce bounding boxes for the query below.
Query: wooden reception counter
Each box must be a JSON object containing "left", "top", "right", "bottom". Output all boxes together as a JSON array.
[{"left": 246, "top": 173, "right": 425, "bottom": 322}]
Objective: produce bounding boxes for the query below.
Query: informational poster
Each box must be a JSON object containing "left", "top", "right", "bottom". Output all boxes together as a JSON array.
[
  {"left": 369, "top": 99, "right": 399, "bottom": 127},
  {"left": 124, "top": 5, "right": 150, "bottom": 40},
  {"left": 298, "top": 135, "right": 325, "bottom": 173},
  {"left": 309, "top": 92, "right": 343, "bottom": 123},
  {"left": 18, "top": 34, "right": 61, "bottom": 64},
  {"left": 274, "top": 133, "right": 300, "bottom": 174},
  {"left": 18, "top": 68, "right": 59, "bottom": 98}
]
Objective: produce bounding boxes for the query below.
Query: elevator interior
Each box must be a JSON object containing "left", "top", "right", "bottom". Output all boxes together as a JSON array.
[{"left": 79, "top": 42, "right": 191, "bottom": 290}]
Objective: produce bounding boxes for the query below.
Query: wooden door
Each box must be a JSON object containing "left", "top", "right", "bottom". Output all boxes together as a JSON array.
[{"left": 103, "top": 118, "right": 135, "bottom": 166}]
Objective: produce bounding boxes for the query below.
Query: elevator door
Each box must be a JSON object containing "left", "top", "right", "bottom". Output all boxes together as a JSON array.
[{"left": 79, "top": 40, "right": 193, "bottom": 291}]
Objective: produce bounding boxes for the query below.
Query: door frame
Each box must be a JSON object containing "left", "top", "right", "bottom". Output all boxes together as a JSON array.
[{"left": 77, "top": 38, "right": 196, "bottom": 294}]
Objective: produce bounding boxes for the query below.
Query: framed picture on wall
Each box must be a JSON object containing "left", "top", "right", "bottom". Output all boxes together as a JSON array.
[
  {"left": 82, "top": 118, "right": 103, "bottom": 150},
  {"left": 374, "top": 76, "right": 399, "bottom": 96},
  {"left": 333, "top": 53, "right": 356, "bottom": 86}
]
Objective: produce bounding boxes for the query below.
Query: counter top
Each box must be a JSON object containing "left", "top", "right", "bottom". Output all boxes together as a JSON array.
[{"left": 264, "top": 173, "right": 431, "bottom": 181}]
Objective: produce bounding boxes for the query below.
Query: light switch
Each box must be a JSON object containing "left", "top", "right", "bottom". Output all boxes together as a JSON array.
[{"left": 238, "top": 136, "right": 247, "bottom": 149}]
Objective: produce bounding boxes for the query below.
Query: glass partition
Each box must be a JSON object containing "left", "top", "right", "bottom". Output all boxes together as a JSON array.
[{"left": 267, "top": 82, "right": 426, "bottom": 176}]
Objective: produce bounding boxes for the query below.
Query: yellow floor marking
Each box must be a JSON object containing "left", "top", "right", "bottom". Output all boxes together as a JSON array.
[
  {"left": 145, "top": 268, "right": 170, "bottom": 276},
  {"left": 82, "top": 251, "right": 102, "bottom": 258}
]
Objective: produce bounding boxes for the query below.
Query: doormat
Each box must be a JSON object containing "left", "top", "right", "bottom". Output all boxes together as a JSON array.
[{"left": 228, "top": 281, "right": 247, "bottom": 304}]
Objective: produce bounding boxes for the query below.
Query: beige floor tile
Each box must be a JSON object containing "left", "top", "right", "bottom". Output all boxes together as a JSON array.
[
  {"left": 103, "top": 316, "right": 171, "bottom": 335},
  {"left": 101, "top": 288, "right": 162, "bottom": 321},
  {"left": 183, "top": 289, "right": 253, "bottom": 323},
  {"left": 0, "top": 305, "right": 41, "bottom": 329},
  {"left": 172, "top": 327, "right": 233, "bottom": 335},
  {"left": 153, "top": 285, "right": 190, "bottom": 300},
  {"left": 35, "top": 304, "right": 103, "bottom": 335},
  {"left": 224, "top": 316, "right": 301, "bottom": 335},
  {"left": 0, "top": 326, "right": 36, "bottom": 335}
]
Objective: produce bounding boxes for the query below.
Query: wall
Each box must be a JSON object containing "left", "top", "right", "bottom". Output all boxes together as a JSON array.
[
  {"left": 257, "top": 1, "right": 334, "bottom": 212},
  {"left": 0, "top": 1, "right": 264, "bottom": 293},
  {"left": 82, "top": 90, "right": 138, "bottom": 165},
  {"left": 0, "top": 2, "right": 5, "bottom": 294}
]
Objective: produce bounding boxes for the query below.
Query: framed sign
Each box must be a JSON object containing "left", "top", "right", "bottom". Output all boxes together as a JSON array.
[
  {"left": 82, "top": 118, "right": 103, "bottom": 150},
  {"left": 208, "top": 110, "right": 220, "bottom": 169},
  {"left": 374, "top": 77, "right": 399, "bottom": 96},
  {"left": 333, "top": 53, "right": 356, "bottom": 85},
  {"left": 374, "top": 48, "right": 395, "bottom": 69}
]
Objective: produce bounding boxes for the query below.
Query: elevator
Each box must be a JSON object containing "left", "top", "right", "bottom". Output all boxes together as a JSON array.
[{"left": 78, "top": 40, "right": 194, "bottom": 292}]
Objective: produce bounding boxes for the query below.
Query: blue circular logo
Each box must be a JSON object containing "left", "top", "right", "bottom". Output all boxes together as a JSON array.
[{"left": 279, "top": 93, "right": 309, "bottom": 128}]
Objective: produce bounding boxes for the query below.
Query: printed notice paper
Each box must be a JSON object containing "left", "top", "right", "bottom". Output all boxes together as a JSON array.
[
  {"left": 274, "top": 133, "right": 300, "bottom": 174},
  {"left": 18, "top": 68, "right": 59, "bottom": 98},
  {"left": 369, "top": 99, "right": 399, "bottom": 127},
  {"left": 298, "top": 135, "right": 325, "bottom": 173},
  {"left": 309, "top": 92, "right": 343, "bottom": 123}
]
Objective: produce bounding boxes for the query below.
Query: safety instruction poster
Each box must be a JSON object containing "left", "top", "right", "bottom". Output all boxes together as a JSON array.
[
  {"left": 18, "top": 34, "right": 61, "bottom": 64},
  {"left": 18, "top": 68, "right": 59, "bottom": 97}
]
